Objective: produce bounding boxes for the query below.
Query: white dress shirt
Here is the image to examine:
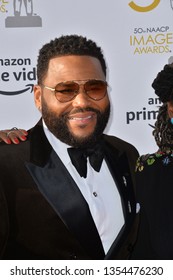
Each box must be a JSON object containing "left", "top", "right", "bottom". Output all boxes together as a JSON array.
[{"left": 42, "top": 121, "right": 124, "bottom": 253}]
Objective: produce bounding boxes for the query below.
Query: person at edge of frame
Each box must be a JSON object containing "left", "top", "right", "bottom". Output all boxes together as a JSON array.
[{"left": 132, "top": 62, "right": 173, "bottom": 260}]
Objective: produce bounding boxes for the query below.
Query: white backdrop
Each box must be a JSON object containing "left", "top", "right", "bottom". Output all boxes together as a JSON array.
[{"left": 0, "top": 0, "right": 173, "bottom": 155}]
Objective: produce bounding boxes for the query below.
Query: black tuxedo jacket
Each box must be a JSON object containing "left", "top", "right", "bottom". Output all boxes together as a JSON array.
[{"left": 0, "top": 120, "right": 139, "bottom": 259}]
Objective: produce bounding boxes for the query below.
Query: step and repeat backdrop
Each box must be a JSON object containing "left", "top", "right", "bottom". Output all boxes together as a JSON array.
[{"left": 0, "top": 0, "right": 173, "bottom": 154}]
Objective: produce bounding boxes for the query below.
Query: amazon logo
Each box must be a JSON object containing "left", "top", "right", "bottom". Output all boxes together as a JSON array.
[
  {"left": 0, "top": 84, "right": 34, "bottom": 96},
  {"left": 0, "top": 58, "right": 36, "bottom": 96},
  {"left": 129, "top": 0, "right": 160, "bottom": 12}
]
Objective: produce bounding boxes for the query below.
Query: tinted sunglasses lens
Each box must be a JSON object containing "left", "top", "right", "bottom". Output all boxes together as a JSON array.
[
  {"left": 85, "top": 80, "right": 107, "bottom": 100},
  {"left": 55, "top": 82, "right": 79, "bottom": 102}
]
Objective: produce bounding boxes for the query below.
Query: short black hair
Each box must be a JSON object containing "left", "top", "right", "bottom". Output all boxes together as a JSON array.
[{"left": 36, "top": 34, "right": 107, "bottom": 84}]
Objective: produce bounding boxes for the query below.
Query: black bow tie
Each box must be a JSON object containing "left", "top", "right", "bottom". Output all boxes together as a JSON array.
[{"left": 67, "top": 141, "right": 104, "bottom": 178}]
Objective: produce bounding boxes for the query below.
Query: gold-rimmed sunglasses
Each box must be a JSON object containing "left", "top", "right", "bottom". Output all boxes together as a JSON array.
[{"left": 41, "top": 79, "right": 108, "bottom": 103}]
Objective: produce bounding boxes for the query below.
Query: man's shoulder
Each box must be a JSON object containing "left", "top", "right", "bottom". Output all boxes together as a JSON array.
[
  {"left": 0, "top": 125, "right": 36, "bottom": 161},
  {"left": 0, "top": 137, "right": 30, "bottom": 159},
  {"left": 0, "top": 120, "right": 42, "bottom": 157},
  {"left": 103, "top": 134, "right": 139, "bottom": 155}
]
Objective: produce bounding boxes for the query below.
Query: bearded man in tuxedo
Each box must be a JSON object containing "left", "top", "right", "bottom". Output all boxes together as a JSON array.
[{"left": 0, "top": 34, "right": 139, "bottom": 260}]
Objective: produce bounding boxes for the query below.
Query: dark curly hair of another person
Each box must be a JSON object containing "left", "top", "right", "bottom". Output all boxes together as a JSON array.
[
  {"left": 152, "top": 63, "right": 173, "bottom": 102},
  {"left": 152, "top": 103, "right": 173, "bottom": 150},
  {"left": 152, "top": 63, "right": 173, "bottom": 150},
  {"left": 36, "top": 35, "right": 107, "bottom": 85}
]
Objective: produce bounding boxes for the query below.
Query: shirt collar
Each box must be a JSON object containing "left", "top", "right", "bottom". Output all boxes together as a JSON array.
[{"left": 42, "top": 119, "right": 71, "bottom": 166}]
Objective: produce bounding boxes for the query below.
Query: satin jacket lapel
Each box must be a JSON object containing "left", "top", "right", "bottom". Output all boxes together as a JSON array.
[
  {"left": 103, "top": 140, "right": 137, "bottom": 259},
  {"left": 25, "top": 121, "right": 105, "bottom": 259}
]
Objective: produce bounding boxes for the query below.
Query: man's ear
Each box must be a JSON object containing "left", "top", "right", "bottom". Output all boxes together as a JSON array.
[
  {"left": 34, "top": 85, "right": 42, "bottom": 112},
  {"left": 167, "top": 101, "right": 173, "bottom": 118}
]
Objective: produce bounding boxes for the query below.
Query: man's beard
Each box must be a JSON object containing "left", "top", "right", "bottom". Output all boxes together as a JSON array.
[{"left": 42, "top": 99, "right": 110, "bottom": 148}]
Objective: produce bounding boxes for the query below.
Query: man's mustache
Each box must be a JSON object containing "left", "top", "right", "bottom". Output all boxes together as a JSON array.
[{"left": 63, "top": 107, "right": 100, "bottom": 118}]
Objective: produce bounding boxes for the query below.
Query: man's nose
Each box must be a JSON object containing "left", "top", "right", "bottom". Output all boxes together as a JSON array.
[{"left": 72, "top": 86, "right": 91, "bottom": 107}]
